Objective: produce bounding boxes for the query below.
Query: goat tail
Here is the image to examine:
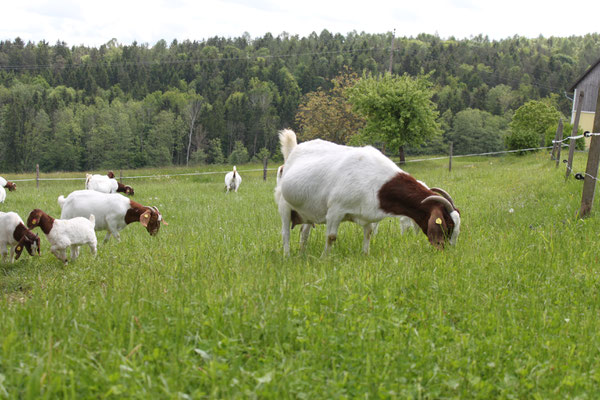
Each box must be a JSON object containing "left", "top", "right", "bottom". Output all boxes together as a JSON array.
[
  {"left": 89, "top": 214, "right": 96, "bottom": 227},
  {"left": 279, "top": 129, "right": 297, "bottom": 162},
  {"left": 57, "top": 195, "right": 66, "bottom": 208}
]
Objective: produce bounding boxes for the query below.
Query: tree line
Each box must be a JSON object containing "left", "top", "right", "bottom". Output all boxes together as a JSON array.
[{"left": 1, "top": 32, "right": 599, "bottom": 172}]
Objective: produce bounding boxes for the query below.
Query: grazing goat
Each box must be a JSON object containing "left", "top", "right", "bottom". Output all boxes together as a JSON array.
[
  {"left": 224, "top": 166, "right": 242, "bottom": 193},
  {"left": 274, "top": 129, "right": 461, "bottom": 255},
  {"left": 86, "top": 171, "right": 134, "bottom": 195},
  {"left": 0, "top": 212, "right": 40, "bottom": 262},
  {"left": 0, "top": 176, "right": 17, "bottom": 203},
  {"left": 27, "top": 209, "right": 96, "bottom": 264},
  {"left": 58, "top": 190, "right": 166, "bottom": 242}
]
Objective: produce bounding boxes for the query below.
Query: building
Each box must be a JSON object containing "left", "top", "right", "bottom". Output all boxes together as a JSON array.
[{"left": 569, "top": 57, "right": 600, "bottom": 133}]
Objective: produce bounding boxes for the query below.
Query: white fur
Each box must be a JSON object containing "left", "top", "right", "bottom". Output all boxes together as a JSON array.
[
  {"left": 85, "top": 174, "right": 119, "bottom": 193},
  {"left": 0, "top": 212, "right": 37, "bottom": 263},
  {"left": 224, "top": 166, "right": 242, "bottom": 193},
  {"left": 0, "top": 176, "right": 7, "bottom": 203},
  {"left": 58, "top": 190, "right": 163, "bottom": 242},
  {"left": 275, "top": 129, "right": 403, "bottom": 256},
  {"left": 59, "top": 190, "right": 132, "bottom": 242},
  {"left": 41, "top": 214, "right": 97, "bottom": 264}
]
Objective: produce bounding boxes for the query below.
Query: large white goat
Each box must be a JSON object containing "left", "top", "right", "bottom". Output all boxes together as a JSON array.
[
  {"left": 58, "top": 190, "right": 166, "bottom": 242},
  {"left": 224, "top": 166, "right": 242, "bottom": 193},
  {"left": 274, "top": 129, "right": 461, "bottom": 255},
  {"left": 27, "top": 209, "right": 96, "bottom": 264},
  {"left": 0, "top": 211, "right": 40, "bottom": 262}
]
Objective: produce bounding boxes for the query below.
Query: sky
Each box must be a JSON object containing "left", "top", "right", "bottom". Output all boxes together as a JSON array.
[{"left": 1, "top": 0, "right": 599, "bottom": 47}]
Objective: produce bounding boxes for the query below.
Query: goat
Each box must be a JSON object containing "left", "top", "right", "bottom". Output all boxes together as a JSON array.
[
  {"left": 224, "top": 166, "right": 242, "bottom": 193},
  {"left": 58, "top": 190, "right": 166, "bottom": 242},
  {"left": 0, "top": 212, "right": 40, "bottom": 262},
  {"left": 0, "top": 176, "right": 16, "bottom": 203},
  {"left": 86, "top": 171, "right": 134, "bottom": 195},
  {"left": 27, "top": 209, "right": 96, "bottom": 264},
  {"left": 274, "top": 129, "right": 461, "bottom": 256}
]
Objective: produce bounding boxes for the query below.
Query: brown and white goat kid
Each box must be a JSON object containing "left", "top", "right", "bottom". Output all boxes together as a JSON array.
[
  {"left": 274, "top": 129, "right": 461, "bottom": 256},
  {"left": 0, "top": 211, "right": 40, "bottom": 262},
  {"left": 58, "top": 190, "right": 166, "bottom": 242},
  {"left": 0, "top": 176, "right": 17, "bottom": 203},
  {"left": 27, "top": 209, "right": 97, "bottom": 264}
]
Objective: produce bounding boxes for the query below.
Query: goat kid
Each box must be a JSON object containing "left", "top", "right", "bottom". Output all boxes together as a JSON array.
[
  {"left": 58, "top": 190, "right": 166, "bottom": 242},
  {"left": 27, "top": 209, "right": 96, "bottom": 264},
  {"left": 275, "top": 129, "right": 461, "bottom": 256},
  {"left": 0, "top": 212, "right": 40, "bottom": 262}
]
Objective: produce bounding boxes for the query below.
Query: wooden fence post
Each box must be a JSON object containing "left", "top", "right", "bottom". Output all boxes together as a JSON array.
[
  {"left": 566, "top": 90, "right": 584, "bottom": 179},
  {"left": 555, "top": 118, "right": 563, "bottom": 168},
  {"left": 36, "top": 164, "right": 39, "bottom": 189},
  {"left": 578, "top": 89, "right": 600, "bottom": 218},
  {"left": 263, "top": 157, "right": 268, "bottom": 181},
  {"left": 449, "top": 142, "right": 453, "bottom": 172},
  {"left": 551, "top": 118, "right": 562, "bottom": 161}
]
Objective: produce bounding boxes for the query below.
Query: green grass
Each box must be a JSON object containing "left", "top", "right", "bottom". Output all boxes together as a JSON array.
[{"left": 1, "top": 152, "right": 600, "bottom": 398}]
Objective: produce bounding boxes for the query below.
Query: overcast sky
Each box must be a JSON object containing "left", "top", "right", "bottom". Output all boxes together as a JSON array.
[{"left": 1, "top": 0, "right": 598, "bottom": 47}]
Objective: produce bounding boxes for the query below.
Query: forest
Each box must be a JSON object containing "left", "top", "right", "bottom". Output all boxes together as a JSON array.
[{"left": 0, "top": 31, "right": 599, "bottom": 172}]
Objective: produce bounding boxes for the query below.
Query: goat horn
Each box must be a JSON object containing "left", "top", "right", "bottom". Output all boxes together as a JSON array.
[
  {"left": 421, "top": 195, "right": 455, "bottom": 214},
  {"left": 430, "top": 188, "right": 455, "bottom": 208}
]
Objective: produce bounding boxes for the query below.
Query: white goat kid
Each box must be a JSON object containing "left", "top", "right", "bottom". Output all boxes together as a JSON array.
[
  {"left": 275, "top": 129, "right": 461, "bottom": 256},
  {"left": 27, "top": 209, "right": 97, "bottom": 264},
  {"left": 224, "top": 166, "right": 242, "bottom": 193}
]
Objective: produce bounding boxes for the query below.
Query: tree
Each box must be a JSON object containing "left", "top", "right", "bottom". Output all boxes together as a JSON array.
[
  {"left": 447, "top": 109, "right": 508, "bottom": 155},
  {"left": 185, "top": 95, "right": 205, "bottom": 166},
  {"left": 228, "top": 141, "right": 249, "bottom": 164},
  {"left": 507, "top": 100, "right": 562, "bottom": 151},
  {"left": 295, "top": 69, "right": 364, "bottom": 144},
  {"left": 347, "top": 73, "right": 441, "bottom": 162}
]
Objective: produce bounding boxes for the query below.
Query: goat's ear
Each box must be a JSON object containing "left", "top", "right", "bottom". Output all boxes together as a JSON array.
[{"left": 140, "top": 210, "right": 151, "bottom": 227}]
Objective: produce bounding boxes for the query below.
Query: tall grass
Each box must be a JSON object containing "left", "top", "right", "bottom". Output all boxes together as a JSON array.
[{"left": 1, "top": 152, "right": 600, "bottom": 398}]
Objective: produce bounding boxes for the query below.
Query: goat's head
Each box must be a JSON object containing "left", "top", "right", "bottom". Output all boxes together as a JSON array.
[
  {"left": 421, "top": 189, "right": 461, "bottom": 249},
  {"left": 139, "top": 206, "right": 167, "bottom": 236},
  {"left": 26, "top": 209, "right": 46, "bottom": 230},
  {"left": 5, "top": 181, "right": 16, "bottom": 191},
  {"left": 107, "top": 171, "right": 115, "bottom": 179},
  {"left": 15, "top": 230, "right": 41, "bottom": 260}
]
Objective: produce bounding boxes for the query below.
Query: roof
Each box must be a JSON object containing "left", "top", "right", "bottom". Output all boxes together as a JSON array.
[{"left": 569, "top": 56, "right": 600, "bottom": 92}]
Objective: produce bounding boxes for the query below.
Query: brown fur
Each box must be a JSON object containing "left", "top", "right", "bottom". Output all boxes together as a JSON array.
[
  {"left": 378, "top": 173, "right": 456, "bottom": 249},
  {"left": 13, "top": 222, "right": 41, "bottom": 259},
  {"left": 116, "top": 182, "right": 134, "bottom": 195},
  {"left": 125, "top": 201, "right": 163, "bottom": 235},
  {"left": 4, "top": 181, "right": 16, "bottom": 191},
  {"left": 26, "top": 209, "right": 55, "bottom": 235}
]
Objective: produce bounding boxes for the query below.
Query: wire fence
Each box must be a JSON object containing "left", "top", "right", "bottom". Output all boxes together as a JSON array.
[{"left": 9, "top": 145, "right": 559, "bottom": 183}]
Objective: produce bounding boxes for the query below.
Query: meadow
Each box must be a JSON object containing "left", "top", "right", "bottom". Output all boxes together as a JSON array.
[{"left": 1, "top": 151, "right": 600, "bottom": 399}]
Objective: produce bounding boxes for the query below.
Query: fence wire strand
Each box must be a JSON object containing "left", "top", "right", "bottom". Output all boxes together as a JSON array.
[{"left": 7, "top": 145, "right": 564, "bottom": 183}]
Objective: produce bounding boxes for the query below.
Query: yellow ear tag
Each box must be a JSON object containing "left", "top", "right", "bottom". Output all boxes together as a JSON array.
[
  {"left": 32, "top": 219, "right": 37, "bottom": 224},
  {"left": 435, "top": 218, "right": 442, "bottom": 225},
  {"left": 144, "top": 214, "right": 149, "bottom": 218},
  {"left": 16, "top": 246, "right": 21, "bottom": 251}
]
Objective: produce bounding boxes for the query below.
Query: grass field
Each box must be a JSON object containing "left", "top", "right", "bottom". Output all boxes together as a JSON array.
[{"left": 1, "top": 151, "right": 600, "bottom": 398}]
